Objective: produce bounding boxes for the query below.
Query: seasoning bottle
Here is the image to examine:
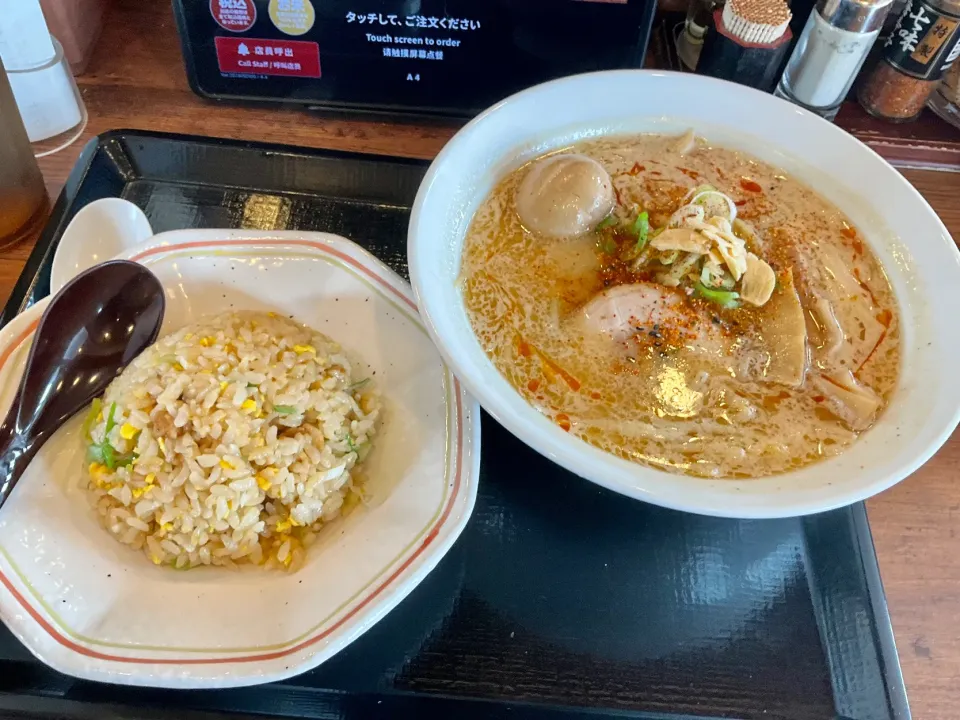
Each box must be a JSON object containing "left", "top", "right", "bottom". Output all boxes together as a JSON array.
[
  {"left": 775, "top": 0, "right": 895, "bottom": 119},
  {"left": 697, "top": 0, "right": 794, "bottom": 91},
  {"left": 927, "top": 59, "right": 960, "bottom": 125},
  {"left": 859, "top": 0, "right": 960, "bottom": 121}
]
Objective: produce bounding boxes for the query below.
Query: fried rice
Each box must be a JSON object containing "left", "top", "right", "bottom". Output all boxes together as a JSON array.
[{"left": 82, "top": 310, "right": 380, "bottom": 571}]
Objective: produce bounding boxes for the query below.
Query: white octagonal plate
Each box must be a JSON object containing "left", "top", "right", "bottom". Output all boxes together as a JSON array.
[{"left": 0, "top": 230, "right": 480, "bottom": 688}]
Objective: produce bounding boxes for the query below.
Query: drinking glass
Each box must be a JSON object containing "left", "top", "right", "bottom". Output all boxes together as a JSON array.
[{"left": 0, "top": 56, "right": 48, "bottom": 250}]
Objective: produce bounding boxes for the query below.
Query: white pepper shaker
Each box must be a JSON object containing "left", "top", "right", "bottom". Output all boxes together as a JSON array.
[{"left": 775, "top": 0, "right": 894, "bottom": 120}]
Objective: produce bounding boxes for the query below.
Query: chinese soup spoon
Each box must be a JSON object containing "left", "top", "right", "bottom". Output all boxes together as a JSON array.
[{"left": 0, "top": 260, "right": 165, "bottom": 508}]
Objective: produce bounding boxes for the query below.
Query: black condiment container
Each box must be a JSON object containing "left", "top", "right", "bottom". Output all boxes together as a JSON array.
[{"left": 698, "top": 0, "right": 794, "bottom": 91}]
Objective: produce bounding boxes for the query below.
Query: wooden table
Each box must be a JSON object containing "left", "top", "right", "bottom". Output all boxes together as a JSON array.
[{"left": 6, "top": 1, "right": 960, "bottom": 716}]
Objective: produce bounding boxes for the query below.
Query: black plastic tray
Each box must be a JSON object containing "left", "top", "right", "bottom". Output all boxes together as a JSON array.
[{"left": 0, "top": 131, "right": 909, "bottom": 720}]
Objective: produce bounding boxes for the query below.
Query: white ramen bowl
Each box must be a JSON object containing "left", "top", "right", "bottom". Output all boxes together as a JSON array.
[{"left": 408, "top": 70, "right": 960, "bottom": 519}]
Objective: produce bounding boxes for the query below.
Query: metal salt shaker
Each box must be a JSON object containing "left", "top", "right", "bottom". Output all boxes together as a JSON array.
[{"left": 775, "top": 0, "right": 895, "bottom": 120}]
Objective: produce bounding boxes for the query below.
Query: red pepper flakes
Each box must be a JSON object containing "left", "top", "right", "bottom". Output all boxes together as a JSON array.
[
  {"left": 590, "top": 391, "right": 601, "bottom": 400},
  {"left": 734, "top": 200, "right": 747, "bottom": 207},
  {"left": 860, "top": 61, "right": 937, "bottom": 122},
  {"left": 813, "top": 395, "right": 825, "bottom": 403},
  {"left": 740, "top": 177, "right": 762, "bottom": 193},
  {"left": 556, "top": 413, "right": 571, "bottom": 432},
  {"left": 627, "top": 162, "right": 645, "bottom": 176},
  {"left": 527, "top": 379, "right": 540, "bottom": 393},
  {"left": 876, "top": 309, "right": 893, "bottom": 327}
]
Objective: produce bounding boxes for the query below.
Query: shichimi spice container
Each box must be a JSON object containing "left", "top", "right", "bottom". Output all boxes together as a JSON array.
[{"left": 859, "top": 0, "right": 960, "bottom": 120}]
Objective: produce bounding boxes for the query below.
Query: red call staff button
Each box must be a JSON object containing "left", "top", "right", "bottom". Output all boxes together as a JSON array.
[
  {"left": 210, "top": 0, "right": 256, "bottom": 32},
  {"left": 215, "top": 37, "right": 321, "bottom": 78}
]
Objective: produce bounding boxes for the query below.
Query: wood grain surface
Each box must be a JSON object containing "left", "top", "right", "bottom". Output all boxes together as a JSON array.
[{"left": 4, "top": 1, "right": 959, "bottom": 717}]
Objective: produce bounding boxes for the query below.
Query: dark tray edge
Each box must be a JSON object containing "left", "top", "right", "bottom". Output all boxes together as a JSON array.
[
  {"left": 855, "top": 503, "right": 911, "bottom": 720},
  {"left": 0, "top": 129, "right": 431, "bottom": 327},
  {"left": 0, "top": 689, "right": 738, "bottom": 720}
]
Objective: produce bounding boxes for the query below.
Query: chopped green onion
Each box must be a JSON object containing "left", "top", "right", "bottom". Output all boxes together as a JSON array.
[
  {"left": 347, "top": 378, "right": 370, "bottom": 392},
  {"left": 659, "top": 250, "right": 680, "bottom": 265},
  {"left": 104, "top": 402, "right": 118, "bottom": 436},
  {"left": 701, "top": 264, "right": 737, "bottom": 291},
  {"left": 695, "top": 282, "right": 741, "bottom": 309},
  {"left": 596, "top": 214, "right": 618, "bottom": 230},
  {"left": 246, "top": 382, "right": 258, "bottom": 388},
  {"left": 81, "top": 398, "right": 102, "bottom": 440},
  {"left": 659, "top": 253, "right": 701, "bottom": 287},
  {"left": 85, "top": 401, "right": 128, "bottom": 469},
  {"left": 699, "top": 264, "right": 726, "bottom": 288},
  {"left": 345, "top": 434, "right": 359, "bottom": 454},
  {"left": 102, "top": 443, "right": 116, "bottom": 470},
  {"left": 631, "top": 211, "right": 650, "bottom": 251},
  {"left": 599, "top": 235, "right": 617, "bottom": 255},
  {"left": 91, "top": 402, "right": 122, "bottom": 469},
  {"left": 273, "top": 405, "right": 297, "bottom": 415}
]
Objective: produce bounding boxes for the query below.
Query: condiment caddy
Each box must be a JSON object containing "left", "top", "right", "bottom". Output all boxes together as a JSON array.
[{"left": 680, "top": 0, "right": 960, "bottom": 123}]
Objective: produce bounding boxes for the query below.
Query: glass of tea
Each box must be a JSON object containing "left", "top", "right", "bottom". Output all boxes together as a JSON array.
[{"left": 0, "top": 57, "right": 49, "bottom": 250}]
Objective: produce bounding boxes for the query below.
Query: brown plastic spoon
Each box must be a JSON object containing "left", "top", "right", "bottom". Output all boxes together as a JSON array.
[{"left": 0, "top": 260, "right": 165, "bottom": 507}]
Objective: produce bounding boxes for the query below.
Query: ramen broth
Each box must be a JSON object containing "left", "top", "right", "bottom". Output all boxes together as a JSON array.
[{"left": 460, "top": 133, "right": 900, "bottom": 478}]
